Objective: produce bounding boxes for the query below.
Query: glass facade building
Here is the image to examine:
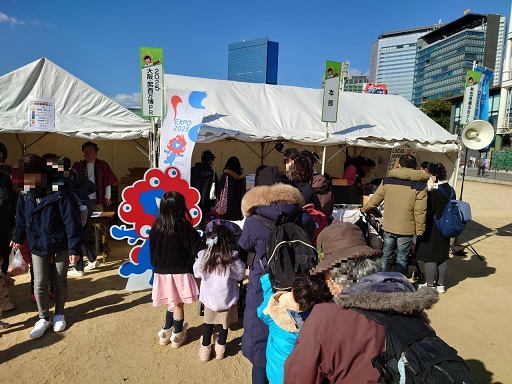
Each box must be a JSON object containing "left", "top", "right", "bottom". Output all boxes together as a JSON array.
[
  {"left": 228, "top": 37, "right": 279, "bottom": 84},
  {"left": 369, "top": 26, "right": 438, "bottom": 101},
  {"left": 412, "top": 14, "right": 505, "bottom": 106},
  {"left": 343, "top": 75, "right": 368, "bottom": 93}
]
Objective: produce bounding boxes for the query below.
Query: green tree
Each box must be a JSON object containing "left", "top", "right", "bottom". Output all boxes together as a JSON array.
[{"left": 420, "top": 97, "right": 452, "bottom": 131}]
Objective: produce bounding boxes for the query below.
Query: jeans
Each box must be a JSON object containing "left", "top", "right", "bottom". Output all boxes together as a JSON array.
[
  {"left": 32, "top": 250, "right": 69, "bottom": 319},
  {"left": 382, "top": 231, "right": 413, "bottom": 275},
  {"left": 478, "top": 166, "right": 485, "bottom": 176}
]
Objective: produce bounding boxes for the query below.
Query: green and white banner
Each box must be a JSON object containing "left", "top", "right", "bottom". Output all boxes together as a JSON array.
[
  {"left": 322, "top": 60, "right": 341, "bottom": 123},
  {"left": 140, "top": 47, "right": 164, "bottom": 118}
]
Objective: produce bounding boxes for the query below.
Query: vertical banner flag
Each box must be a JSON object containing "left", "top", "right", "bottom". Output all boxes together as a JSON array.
[
  {"left": 140, "top": 47, "right": 164, "bottom": 118},
  {"left": 322, "top": 60, "right": 341, "bottom": 122},
  {"left": 461, "top": 70, "right": 480, "bottom": 125},
  {"left": 159, "top": 88, "right": 207, "bottom": 182},
  {"left": 461, "top": 67, "right": 494, "bottom": 125},
  {"left": 474, "top": 65, "right": 494, "bottom": 121}
]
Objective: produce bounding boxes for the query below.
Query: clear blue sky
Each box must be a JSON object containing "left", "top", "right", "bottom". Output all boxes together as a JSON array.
[{"left": 1, "top": 0, "right": 510, "bottom": 108}]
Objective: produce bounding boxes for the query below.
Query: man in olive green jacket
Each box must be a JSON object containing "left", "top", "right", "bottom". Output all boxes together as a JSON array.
[{"left": 361, "top": 154, "right": 430, "bottom": 274}]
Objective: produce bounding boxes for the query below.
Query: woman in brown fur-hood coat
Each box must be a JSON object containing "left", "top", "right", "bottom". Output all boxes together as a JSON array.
[
  {"left": 238, "top": 174, "right": 315, "bottom": 379},
  {"left": 284, "top": 223, "right": 439, "bottom": 384}
]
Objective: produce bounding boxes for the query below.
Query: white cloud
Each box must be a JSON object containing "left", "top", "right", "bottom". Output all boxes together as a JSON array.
[
  {"left": 0, "top": 12, "right": 24, "bottom": 26},
  {"left": 349, "top": 68, "right": 369, "bottom": 77},
  {"left": 113, "top": 92, "right": 141, "bottom": 108}
]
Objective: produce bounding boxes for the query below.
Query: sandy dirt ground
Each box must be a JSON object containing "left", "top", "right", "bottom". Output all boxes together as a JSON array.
[{"left": 1, "top": 180, "right": 511, "bottom": 384}]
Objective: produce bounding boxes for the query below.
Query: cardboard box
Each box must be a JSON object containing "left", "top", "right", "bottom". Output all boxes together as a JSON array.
[{"left": 332, "top": 178, "right": 349, "bottom": 186}]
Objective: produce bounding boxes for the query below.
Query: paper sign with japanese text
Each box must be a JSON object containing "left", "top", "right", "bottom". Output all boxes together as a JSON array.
[
  {"left": 140, "top": 47, "right": 164, "bottom": 118},
  {"left": 27, "top": 97, "right": 55, "bottom": 132},
  {"left": 387, "top": 144, "right": 416, "bottom": 173}
]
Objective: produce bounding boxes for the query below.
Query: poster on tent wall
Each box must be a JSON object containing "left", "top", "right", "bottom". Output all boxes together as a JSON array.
[
  {"left": 26, "top": 97, "right": 55, "bottom": 132},
  {"left": 140, "top": 47, "right": 164, "bottom": 118},
  {"left": 387, "top": 144, "right": 416, "bottom": 173},
  {"left": 158, "top": 88, "right": 207, "bottom": 182},
  {"left": 322, "top": 60, "right": 341, "bottom": 123}
]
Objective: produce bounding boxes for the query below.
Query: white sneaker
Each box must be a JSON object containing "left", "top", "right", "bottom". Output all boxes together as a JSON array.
[
  {"left": 84, "top": 260, "right": 100, "bottom": 271},
  {"left": 68, "top": 267, "right": 84, "bottom": 277},
  {"left": 417, "top": 283, "right": 436, "bottom": 290},
  {"left": 53, "top": 314, "right": 66, "bottom": 332},
  {"left": 29, "top": 318, "right": 51, "bottom": 339},
  {"left": 436, "top": 285, "right": 446, "bottom": 293}
]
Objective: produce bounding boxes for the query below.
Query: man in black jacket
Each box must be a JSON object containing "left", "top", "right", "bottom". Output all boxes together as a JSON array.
[{"left": 190, "top": 150, "right": 217, "bottom": 223}]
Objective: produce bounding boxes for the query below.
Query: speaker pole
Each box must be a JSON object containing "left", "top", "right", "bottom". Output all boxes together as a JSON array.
[{"left": 459, "top": 147, "right": 469, "bottom": 201}]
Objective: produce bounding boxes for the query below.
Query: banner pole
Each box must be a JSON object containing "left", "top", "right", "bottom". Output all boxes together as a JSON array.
[{"left": 321, "top": 122, "right": 328, "bottom": 175}]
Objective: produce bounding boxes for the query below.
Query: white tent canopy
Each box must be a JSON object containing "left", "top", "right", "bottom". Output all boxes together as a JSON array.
[
  {"left": 0, "top": 58, "right": 151, "bottom": 140},
  {"left": 166, "top": 74, "right": 459, "bottom": 153}
]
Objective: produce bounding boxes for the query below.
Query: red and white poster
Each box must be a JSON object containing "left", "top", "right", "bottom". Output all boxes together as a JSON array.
[{"left": 363, "top": 83, "right": 388, "bottom": 95}]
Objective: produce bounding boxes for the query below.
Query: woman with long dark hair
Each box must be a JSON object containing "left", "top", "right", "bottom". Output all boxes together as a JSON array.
[
  {"left": 217, "top": 156, "right": 246, "bottom": 221},
  {"left": 416, "top": 162, "right": 453, "bottom": 293}
]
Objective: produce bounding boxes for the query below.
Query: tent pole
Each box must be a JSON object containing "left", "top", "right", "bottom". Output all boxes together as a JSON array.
[
  {"left": 150, "top": 117, "right": 157, "bottom": 167},
  {"left": 321, "top": 122, "right": 328, "bottom": 175}
]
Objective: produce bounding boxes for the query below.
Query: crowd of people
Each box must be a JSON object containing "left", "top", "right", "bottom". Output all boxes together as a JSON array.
[{"left": 1, "top": 142, "right": 469, "bottom": 382}]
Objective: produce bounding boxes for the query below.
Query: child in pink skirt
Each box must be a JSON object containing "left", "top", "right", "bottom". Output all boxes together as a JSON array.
[{"left": 149, "top": 191, "right": 203, "bottom": 347}]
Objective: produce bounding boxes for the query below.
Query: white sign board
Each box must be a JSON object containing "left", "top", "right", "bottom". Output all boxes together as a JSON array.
[
  {"left": 461, "top": 84, "right": 479, "bottom": 125},
  {"left": 321, "top": 77, "right": 340, "bottom": 123},
  {"left": 141, "top": 64, "right": 164, "bottom": 117}
]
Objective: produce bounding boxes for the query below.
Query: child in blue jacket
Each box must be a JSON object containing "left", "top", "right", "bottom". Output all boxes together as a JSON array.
[{"left": 257, "top": 273, "right": 331, "bottom": 384}]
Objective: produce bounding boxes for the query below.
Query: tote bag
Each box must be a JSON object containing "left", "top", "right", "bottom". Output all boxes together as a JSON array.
[{"left": 214, "top": 176, "right": 229, "bottom": 215}]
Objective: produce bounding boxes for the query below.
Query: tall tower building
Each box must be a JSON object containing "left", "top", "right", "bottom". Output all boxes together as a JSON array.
[
  {"left": 369, "top": 25, "right": 438, "bottom": 101},
  {"left": 228, "top": 37, "right": 279, "bottom": 84},
  {"left": 412, "top": 13, "right": 506, "bottom": 106}
]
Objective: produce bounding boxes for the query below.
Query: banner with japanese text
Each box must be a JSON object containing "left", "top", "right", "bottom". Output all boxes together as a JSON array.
[
  {"left": 159, "top": 88, "right": 207, "bottom": 182},
  {"left": 140, "top": 47, "right": 164, "bottom": 118},
  {"left": 322, "top": 61, "right": 341, "bottom": 122},
  {"left": 461, "top": 70, "right": 481, "bottom": 125},
  {"left": 474, "top": 66, "right": 494, "bottom": 121}
]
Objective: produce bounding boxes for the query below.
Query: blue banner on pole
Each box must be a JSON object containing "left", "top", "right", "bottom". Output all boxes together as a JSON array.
[{"left": 474, "top": 65, "right": 494, "bottom": 121}]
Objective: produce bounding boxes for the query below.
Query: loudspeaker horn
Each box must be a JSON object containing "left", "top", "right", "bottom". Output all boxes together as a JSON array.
[{"left": 461, "top": 120, "right": 494, "bottom": 150}]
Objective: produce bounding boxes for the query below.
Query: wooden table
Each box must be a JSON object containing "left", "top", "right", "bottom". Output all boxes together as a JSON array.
[{"left": 89, "top": 211, "right": 115, "bottom": 264}]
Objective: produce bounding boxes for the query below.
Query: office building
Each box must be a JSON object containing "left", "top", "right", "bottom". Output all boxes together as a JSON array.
[
  {"left": 343, "top": 75, "right": 368, "bottom": 93},
  {"left": 369, "top": 25, "right": 438, "bottom": 101},
  {"left": 228, "top": 37, "right": 279, "bottom": 84},
  {"left": 412, "top": 13, "right": 506, "bottom": 106}
]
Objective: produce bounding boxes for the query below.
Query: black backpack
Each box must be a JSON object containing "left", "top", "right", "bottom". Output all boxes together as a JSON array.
[
  {"left": 255, "top": 212, "right": 318, "bottom": 292},
  {"left": 353, "top": 308, "right": 478, "bottom": 384}
]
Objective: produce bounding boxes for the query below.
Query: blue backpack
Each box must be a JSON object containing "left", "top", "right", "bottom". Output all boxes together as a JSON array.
[{"left": 433, "top": 186, "right": 472, "bottom": 238}]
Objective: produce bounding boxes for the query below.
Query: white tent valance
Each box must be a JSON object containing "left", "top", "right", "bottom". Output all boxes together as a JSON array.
[{"left": 166, "top": 74, "right": 459, "bottom": 153}]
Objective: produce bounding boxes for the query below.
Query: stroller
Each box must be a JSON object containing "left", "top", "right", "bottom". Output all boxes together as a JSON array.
[
  {"left": 198, "top": 219, "right": 248, "bottom": 316},
  {"left": 358, "top": 208, "right": 423, "bottom": 282}
]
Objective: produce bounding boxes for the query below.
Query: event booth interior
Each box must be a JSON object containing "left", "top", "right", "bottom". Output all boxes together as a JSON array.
[
  {"left": 166, "top": 74, "right": 460, "bottom": 188},
  {"left": 0, "top": 58, "right": 460, "bottom": 203}
]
